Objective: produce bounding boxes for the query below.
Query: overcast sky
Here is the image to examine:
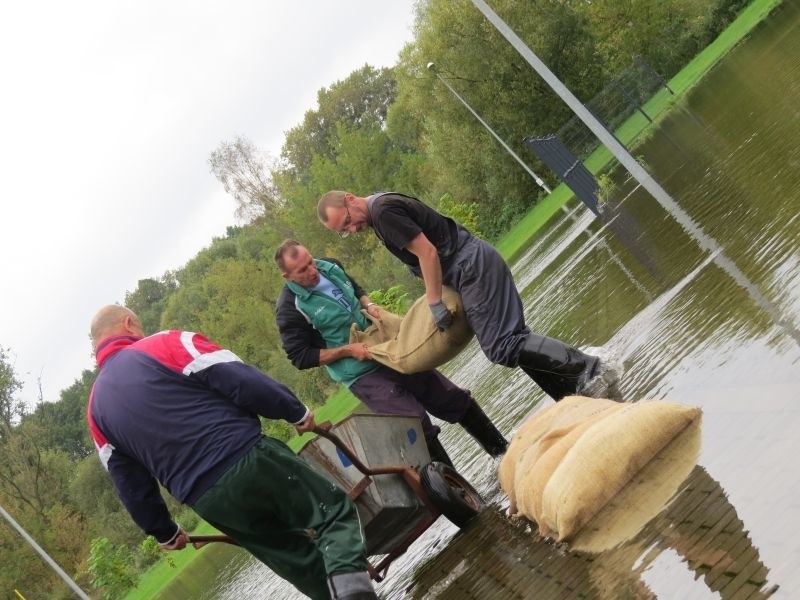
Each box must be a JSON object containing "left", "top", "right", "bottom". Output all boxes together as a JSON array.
[{"left": 0, "top": 1, "right": 419, "bottom": 407}]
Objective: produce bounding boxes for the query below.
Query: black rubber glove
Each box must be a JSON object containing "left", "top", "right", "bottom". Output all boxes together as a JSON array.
[{"left": 429, "top": 301, "right": 454, "bottom": 331}]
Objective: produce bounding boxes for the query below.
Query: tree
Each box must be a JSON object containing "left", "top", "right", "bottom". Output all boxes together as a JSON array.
[
  {"left": 28, "top": 369, "right": 95, "bottom": 460},
  {"left": 87, "top": 537, "right": 136, "bottom": 600},
  {"left": 124, "top": 275, "right": 177, "bottom": 335},
  {"left": 0, "top": 346, "right": 24, "bottom": 431},
  {"left": 281, "top": 65, "right": 398, "bottom": 176},
  {"left": 209, "top": 135, "right": 285, "bottom": 223},
  {"left": 392, "top": 0, "right": 605, "bottom": 238}
]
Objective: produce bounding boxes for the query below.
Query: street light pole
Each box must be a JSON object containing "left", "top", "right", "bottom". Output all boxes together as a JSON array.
[{"left": 427, "top": 62, "right": 551, "bottom": 194}]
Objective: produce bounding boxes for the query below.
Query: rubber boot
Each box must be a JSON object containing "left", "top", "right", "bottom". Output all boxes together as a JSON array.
[
  {"left": 517, "top": 333, "right": 599, "bottom": 401},
  {"left": 458, "top": 401, "right": 509, "bottom": 457},
  {"left": 327, "top": 571, "right": 378, "bottom": 600},
  {"left": 426, "top": 436, "right": 455, "bottom": 467}
]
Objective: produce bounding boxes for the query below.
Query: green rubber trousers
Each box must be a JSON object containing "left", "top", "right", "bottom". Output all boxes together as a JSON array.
[{"left": 192, "top": 436, "right": 367, "bottom": 599}]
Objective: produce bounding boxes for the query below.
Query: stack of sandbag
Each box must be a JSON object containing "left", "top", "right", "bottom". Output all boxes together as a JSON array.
[
  {"left": 498, "top": 396, "right": 702, "bottom": 542},
  {"left": 349, "top": 286, "right": 473, "bottom": 374}
]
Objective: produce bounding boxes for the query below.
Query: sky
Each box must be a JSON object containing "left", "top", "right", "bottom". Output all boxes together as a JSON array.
[{"left": 0, "top": 1, "right": 419, "bottom": 408}]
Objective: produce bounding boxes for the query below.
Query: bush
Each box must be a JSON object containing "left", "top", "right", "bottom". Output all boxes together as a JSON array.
[
  {"left": 88, "top": 537, "right": 136, "bottom": 600},
  {"left": 368, "top": 285, "right": 411, "bottom": 315}
]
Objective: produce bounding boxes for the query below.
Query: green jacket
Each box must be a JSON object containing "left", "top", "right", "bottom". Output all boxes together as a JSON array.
[{"left": 285, "top": 260, "right": 379, "bottom": 386}]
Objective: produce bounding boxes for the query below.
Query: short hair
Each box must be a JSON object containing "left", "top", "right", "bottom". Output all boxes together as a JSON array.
[
  {"left": 274, "top": 239, "right": 303, "bottom": 272},
  {"left": 317, "top": 190, "right": 347, "bottom": 223}
]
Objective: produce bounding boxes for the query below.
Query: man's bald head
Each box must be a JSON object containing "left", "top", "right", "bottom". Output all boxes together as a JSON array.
[{"left": 90, "top": 305, "right": 144, "bottom": 351}]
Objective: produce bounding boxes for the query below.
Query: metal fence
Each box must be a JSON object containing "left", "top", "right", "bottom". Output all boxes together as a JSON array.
[{"left": 557, "top": 56, "right": 674, "bottom": 159}]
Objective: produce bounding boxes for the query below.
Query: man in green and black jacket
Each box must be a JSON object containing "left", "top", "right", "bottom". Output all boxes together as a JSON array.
[{"left": 274, "top": 239, "right": 508, "bottom": 463}]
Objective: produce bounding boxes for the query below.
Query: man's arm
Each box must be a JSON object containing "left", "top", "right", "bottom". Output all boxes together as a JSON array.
[
  {"left": 276, "top": 287, "right": 325, "bottom": 369},
  {"left": 198, "top": 360, "right": 311, "bottom": 424},
  {"left": 105, "top": 451, "right": 182, "bottom": 545},
  {"left": 406, "top": 232, "right": 444, "bottom": 304},
  {"left": 406, "top": 232, "right": 453, "bottom": 330},
  {"left": 276, "top": 284, "right": 372, "bottom": 365}
]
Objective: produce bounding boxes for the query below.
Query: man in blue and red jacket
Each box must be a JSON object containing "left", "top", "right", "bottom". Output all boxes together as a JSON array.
[{"left": 87, "top": 304, "right": 376, "bottom": 600}]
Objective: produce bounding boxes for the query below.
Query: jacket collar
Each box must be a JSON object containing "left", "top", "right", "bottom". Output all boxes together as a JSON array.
[{"left": 95, "top": 335, "right": 142, "bottom": 368}]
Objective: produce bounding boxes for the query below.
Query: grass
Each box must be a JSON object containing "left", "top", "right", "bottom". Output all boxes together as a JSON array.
[{"left": 122, "top": 1, "right": 783, "bottom": 596}]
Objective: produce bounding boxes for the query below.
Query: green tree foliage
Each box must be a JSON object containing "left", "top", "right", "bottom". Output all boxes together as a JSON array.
[
  {"left": 392, "top": 0, "right": 604, "bottom": 239},
  {"left": 88, "top": 537, "right": 136, "bottom": 600},
  {"left": 272, "top": 64, "right": 423, "bottom": 295},
  {"left": 0, "top": 346, "right": 24, "bottom": 430},
  {"left": 27, "top": 369, "right": 95, "bottom": 459},
  {"left": 281, "top": 65, "right": 398, "bottom": 178},
  {"left": 390, "top": 0, "right": 739, "bottom": 238},
  {"left": 124, "top": 275, "right": 178, "bottom": 336},
  {"left": 0, "top": 353, "right": 94, "bottom": 597},
  {"left": 437, "top": 192, "right": 482, "bottom": 238}
]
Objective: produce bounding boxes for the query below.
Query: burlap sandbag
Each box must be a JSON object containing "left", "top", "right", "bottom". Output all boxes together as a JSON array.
[
  {"left": 539, "top": 400, "right": 702, "bottom": 541},
  {"left": 349, "top": 286, "right": 473, "bottom": 374},
  {"left": 499, "top": 396, "right": 619, "bottom": 514},
  {"left": 515, "top": 403, "right": 626, "bottom": 533}
]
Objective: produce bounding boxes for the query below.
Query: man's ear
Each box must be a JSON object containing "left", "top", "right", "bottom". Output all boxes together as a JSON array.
[
  {"left": 122, "top": 314, "right": 138, "bottom": 335},
  {"left": 281, "top": 272, "right": 289, "bottom": 281}
]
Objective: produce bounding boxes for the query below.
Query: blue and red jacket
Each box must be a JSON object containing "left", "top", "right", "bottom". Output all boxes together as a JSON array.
[{"left": 87, "top": 331, "right": 308, "bottom": 544}]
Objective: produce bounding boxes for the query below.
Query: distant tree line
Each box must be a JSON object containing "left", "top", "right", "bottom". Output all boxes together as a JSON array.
[{"left": 0, "top": 0, "right": 752, "bottom": 596}]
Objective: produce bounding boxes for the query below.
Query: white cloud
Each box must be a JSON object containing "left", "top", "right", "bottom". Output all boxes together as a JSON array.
[{"left": 0, "top": 0, "right": 418, "bottom": 406}]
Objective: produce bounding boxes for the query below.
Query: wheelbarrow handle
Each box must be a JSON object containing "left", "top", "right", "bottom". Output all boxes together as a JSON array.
[{"left": 187, "top": 534, "right": 239, "bottom": 547}]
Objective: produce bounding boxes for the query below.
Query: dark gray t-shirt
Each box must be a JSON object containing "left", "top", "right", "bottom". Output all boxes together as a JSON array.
[{"left": 368, "top": 192, "right": 466, "bottom": 269}]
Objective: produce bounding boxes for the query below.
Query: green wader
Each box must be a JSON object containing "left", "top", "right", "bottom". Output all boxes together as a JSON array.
[{"left": 192, "top": 437, "right": 367, "bottom": 600}]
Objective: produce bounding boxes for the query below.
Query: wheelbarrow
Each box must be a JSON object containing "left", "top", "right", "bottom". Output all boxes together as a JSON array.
[{"left": 189, "top": 413, "right": 485, "bottom": 582}]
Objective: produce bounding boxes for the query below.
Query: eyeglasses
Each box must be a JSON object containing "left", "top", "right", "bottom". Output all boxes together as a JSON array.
[{"left": 338, "top": 205, "right": 352, "bottom": 239}]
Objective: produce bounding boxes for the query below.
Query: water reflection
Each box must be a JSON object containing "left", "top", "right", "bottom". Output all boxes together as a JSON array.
[{"left": 406, "top": 462, "right": 777, "bottom": 599}]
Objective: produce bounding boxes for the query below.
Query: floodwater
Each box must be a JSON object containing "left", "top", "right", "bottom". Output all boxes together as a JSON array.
[{"left": 160, "top": 2, "right": 800, "bottom": 598}]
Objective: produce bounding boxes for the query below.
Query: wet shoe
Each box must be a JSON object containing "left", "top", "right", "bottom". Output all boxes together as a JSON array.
[{"left": 577, "top": 347, "right": 624, "bottom": 400}]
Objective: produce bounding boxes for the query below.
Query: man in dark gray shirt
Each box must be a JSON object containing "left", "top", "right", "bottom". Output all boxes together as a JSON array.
[{"left": 317, "top": 191, "right": 620, "bottom": 401}]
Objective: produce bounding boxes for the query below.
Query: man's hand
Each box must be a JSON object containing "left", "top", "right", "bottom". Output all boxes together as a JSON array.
[
  {"left": 348, "top": 342, "right": 373, "bottom": 361},
  {"left": 295, "top": 411, "right": 316, "bottom": 435},
  {"left": 365, "top": 303, "right": 382, "bottom": 321},
  {"left": 429, "top": 301, "right": 454, "bottom": 331},
  {"left": 162, "top": 529, "right": 189, "bottom": 551}
]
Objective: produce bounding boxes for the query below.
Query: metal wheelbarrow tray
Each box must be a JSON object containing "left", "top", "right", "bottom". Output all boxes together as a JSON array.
[{"left": 299, "top": 413, "right": 484, "bottom": 581}]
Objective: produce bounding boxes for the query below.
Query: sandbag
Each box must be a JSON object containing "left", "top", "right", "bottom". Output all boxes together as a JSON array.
[
  {"left": 349, "top": 286, "right": 473, "bottom": 374},
  {"left": 539, "top": 400, "right": 702, "bottom": 541},
  {"left": 515, "top": 403, "right": 626, "bottom": 533},
  {"left": 499, "top": 396, "right": 619, "bottom": 513}
]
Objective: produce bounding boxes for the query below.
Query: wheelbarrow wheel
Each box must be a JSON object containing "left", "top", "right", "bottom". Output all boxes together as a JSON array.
[{"left": 420, "top": 461, "right": 485, "bottom": 527}]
